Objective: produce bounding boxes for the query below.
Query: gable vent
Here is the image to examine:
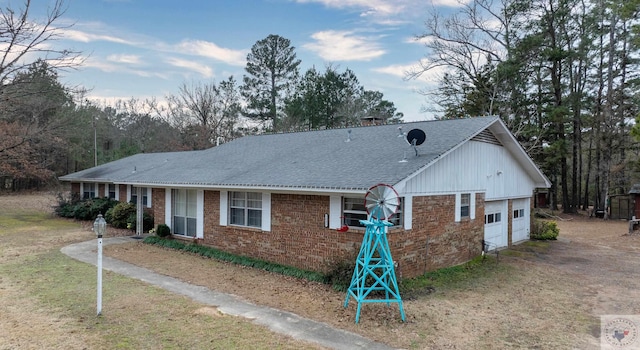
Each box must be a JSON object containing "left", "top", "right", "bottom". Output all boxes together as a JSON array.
[{"left": 472, "top": 129, "right": 502, "bottom": 146}]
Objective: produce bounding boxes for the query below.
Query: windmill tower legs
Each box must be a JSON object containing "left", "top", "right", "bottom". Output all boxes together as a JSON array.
[{"left": 343, "top": 218, "right": 406, "bottom": 323}]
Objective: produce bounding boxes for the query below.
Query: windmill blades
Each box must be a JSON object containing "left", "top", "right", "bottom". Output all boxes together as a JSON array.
[{"left": 365, "top": 183, "right": 400, "bottom": 220}]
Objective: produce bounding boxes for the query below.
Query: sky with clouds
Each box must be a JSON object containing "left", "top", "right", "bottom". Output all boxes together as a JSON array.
[{"left": 39, "top": 0, "right": 462, "bottom": 122}]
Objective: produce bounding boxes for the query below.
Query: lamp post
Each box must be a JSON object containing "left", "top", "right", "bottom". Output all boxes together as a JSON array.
[{"left": 93, "top": 213, "right": 106, "bottom": 316}]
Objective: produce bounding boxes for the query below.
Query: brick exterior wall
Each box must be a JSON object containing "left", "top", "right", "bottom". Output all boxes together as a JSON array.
[
  {"left": 119, "top": 185, "right": 127, "bottom": 203},
  {"left": 202, "top": 192, "right": 363, "bottom": 273},
  {"left": 65, "top": 183, "right": 493, "bottom": 279},
  {"left": 507, "top": 199, "right": 513, "bottom": 247},
  {"left": 71, "top": 183, "right": 80, "bottom": 197},
  {"left": 391, "top": 194, "right": 485, "bottom": 278},
  {"left": 199, "top": 191, "right": 485, "bottom": 279},
  {"left": 153, "top": 188, "right": 166, "bottom": 226}
]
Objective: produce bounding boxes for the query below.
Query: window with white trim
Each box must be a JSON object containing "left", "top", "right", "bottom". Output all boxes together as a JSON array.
[
  {"left": 131, "top": 186, "right": 148, "bottom": 206},
  {"left": 172, "top": 189, "right": 197, "bottom": 237},
  {"left": 83, "top": 183, "right": 96, "bottom": 199},
  {"left": 229, "top": 191, "right": 262, "bottom": 228},
  {"left": 343, "top": 196, "right": 403, "bottom": 228},
  {"left": 460, "top": 193, "right": 470, "bottom": 218},
  {"left": 108, "top": 184, "right": 116, "bottom": 199}
]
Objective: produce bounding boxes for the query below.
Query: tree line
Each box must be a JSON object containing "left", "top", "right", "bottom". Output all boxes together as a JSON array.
[
  {"left": 413, "top": 0, "right": 640, "bottom": 213},
  {"left": 3, "top": 0, "right": 640, "bottom": 215},
  {"left": 0, "top": 1, "right": 403, "bottom": 184}
]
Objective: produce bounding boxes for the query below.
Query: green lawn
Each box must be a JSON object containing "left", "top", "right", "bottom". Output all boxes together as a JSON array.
[{"left": 0, "top": 204, "right": 323, "bottom": 350}]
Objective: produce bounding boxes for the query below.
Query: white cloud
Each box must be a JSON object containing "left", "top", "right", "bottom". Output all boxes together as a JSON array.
[
  {"left": 81, "top": 57, "right": 170, "bottom": 79},
  {"left": 60, "top": 22, "right": 245, "bottom": 68},
  {"left": 303, "top": 30, "right": 385, "bottom": 61},
  {"left": 406, "top": 35, "right": 435, "bottom": 45},
  {"left": 429, "top": 0, "right": 470, "bottom": 7},
  {"left": 165, "top": 57, "right": 213, "bottom": 78},
  {"left": 373, "top": 59, "right": 447, "bottom": 84},
  {"left": 294, "top": 0, "right": 406, "bottom": 17},
  {"left": 106, "top": 54, "right": 141, "bottom": 65},
  {"left": 59, "top": 27, "right": 134, "bottom": 45},
  {"left": 174, "top": 39, "right": 246, "bottom": 66},
  {"left": 293, "top": 0, "right": 467, "bottom": 23}
]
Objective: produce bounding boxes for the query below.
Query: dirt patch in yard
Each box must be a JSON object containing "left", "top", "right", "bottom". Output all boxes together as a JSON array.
[
  {"left": 105, "top": 210, "right": 640, "bottom": 349},
  {"left": 513, "top": 213, "right": 640, "bottom": 317},
  {"left": 4, "top": 193, "right": 638, "bottom": 349}
]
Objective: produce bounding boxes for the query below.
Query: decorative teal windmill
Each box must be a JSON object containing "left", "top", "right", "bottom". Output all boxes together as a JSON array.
[{"left": 344, "top": 183, "right": 406, "bottom": 323}]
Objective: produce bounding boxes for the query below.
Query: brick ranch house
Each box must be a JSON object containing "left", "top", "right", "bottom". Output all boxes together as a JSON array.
[{"left": 59, "top": 116, "right": 550, "bottom": 279}]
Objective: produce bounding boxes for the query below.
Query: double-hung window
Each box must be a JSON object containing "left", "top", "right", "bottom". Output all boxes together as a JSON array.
[
  {"left": 229, "top": 191, "right": 262, "bottom": 228},
  {"left": 108, "top": 184, "right": 116, "bottom": 199},
  {"left": 131, "top": 186, "right": 148, "bottom": 206},
  {"left": 172, "top": 189, "right": 197, "bottom": 237},
  {"left": 460, "top": 193, "right": 471, "bottom": 218},
  {"left": 83, "top": 183, "right": 96, "bottom": 199},
  {"left": 343, "top": 196, "right": 403, "bottom": 228}
]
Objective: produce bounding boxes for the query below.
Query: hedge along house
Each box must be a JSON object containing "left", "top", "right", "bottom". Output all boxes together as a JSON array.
[{"left": 59, "top": 116, "right": 550, "bottom": 279}]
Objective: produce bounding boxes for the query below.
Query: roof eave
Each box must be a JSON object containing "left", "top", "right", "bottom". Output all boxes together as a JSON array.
[{"left": 100, "top": 180, "right": 370, "bottom": 195}]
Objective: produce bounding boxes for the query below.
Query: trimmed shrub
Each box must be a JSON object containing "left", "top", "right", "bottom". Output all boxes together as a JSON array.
[
  {"left": 105, "top": 202, "right": 136, "bottom": 229},
  {"left": 105, "top": 202, "right": 154, "bottom": 232},
  {"left": 531, "top": 219, "right": 559, "bottom": 240},
  {"left": 125, "top": 211, "right": 154, "bottom": 232},
  {"left": 156, "top": 224, "right": 171, "bottom": 237},
  {"left": 55, "top": 194, "right": 118, "bottom": 221}
]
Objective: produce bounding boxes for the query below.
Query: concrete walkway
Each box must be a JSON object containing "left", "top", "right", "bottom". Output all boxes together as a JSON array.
[{"left": 61, "top": 237, "right": 394, "bottom": 350}]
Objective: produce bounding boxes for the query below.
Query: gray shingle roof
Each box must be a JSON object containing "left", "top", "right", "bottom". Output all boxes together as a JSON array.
[{"left": 60, "top": 116, "right": 514, "bottom": 191}]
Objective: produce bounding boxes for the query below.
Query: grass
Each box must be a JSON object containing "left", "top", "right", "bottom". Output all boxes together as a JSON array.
[
  {"left": 400, "top": 255, "right": 509, "bottom": 295},
  {"left": 143, "top": 236, "right": 511, "bottom": 296},
  {"left": 0, "top": 211, "right": 76, "bottom": 232},
  {"left": 144, "top": 236, "right": 327, "bottom": 283},
  {"left": 0, "top": 206, "right": 321, "bottom": 350},
  {"left": 2, "top": 195, "right": 599, "bottom": 349},
  {"left": 502, "top": 240, "right": 553, "bottom": 259}
]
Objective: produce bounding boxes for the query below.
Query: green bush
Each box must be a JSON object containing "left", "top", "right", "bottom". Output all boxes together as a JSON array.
[
  {"left": 105, "top": 202, "right": 154, "bottom": 231},
  {"left": 324, "top": 258, "right": 356, "bottom": 292},
  {"left": 531, "top": 219, "right": 559, "bottom": 240},
  {"left": 55, "top": 194, "right": 118, "bottom": 221},
  {"left": 126, "top": 212, "right": 154, "bottom": 232},
  {"left": 105, "top": 202, "right": 136, "bottom": 229},
  {"left": 54, "top": 192, "right": 80, "bottom": 218},
  {"left": 156, "top": 224, "right": 171, "bottom": 237}
]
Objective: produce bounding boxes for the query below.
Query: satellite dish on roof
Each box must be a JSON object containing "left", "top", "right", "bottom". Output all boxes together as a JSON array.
[
  {"left": 406, "top": 128, "right": 426, "bottom": 146},
  {"left": 400, "top": 129, "right": 426, "bottom": 161}
]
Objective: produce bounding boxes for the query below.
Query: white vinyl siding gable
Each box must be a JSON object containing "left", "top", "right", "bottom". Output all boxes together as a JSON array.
[{"left": 403, "top": 140, "right": 536, "bottom": 200}]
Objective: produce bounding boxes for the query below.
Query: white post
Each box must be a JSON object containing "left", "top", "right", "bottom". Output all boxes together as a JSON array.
[
  {"left": 97, "top": 235, "right": 102, "bottom": 316},
  {"left": 136, "top": 186, "right": 143, "bottom": 236},
  {"left": 93, "top": 213, "right": 106, "bottom": 316}
]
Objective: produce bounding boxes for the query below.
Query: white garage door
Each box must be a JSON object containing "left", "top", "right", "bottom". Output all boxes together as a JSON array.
[
  {"left": 512, "top": 198, "right": 530, "bottom": 243},
  {"left": 484, "top": 200, "right": 507, "bottom": 249}
]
